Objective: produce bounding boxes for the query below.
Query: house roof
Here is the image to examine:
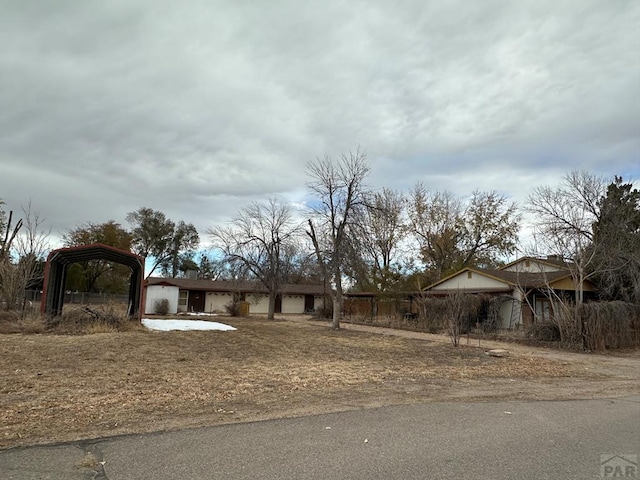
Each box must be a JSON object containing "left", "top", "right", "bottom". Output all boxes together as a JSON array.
[
  {"left": 499, "top": 255, "right": 569, "bottom": 271},
  {"left": 479, "top": 269, "right": 572, "bottom": 288},
  {"left": 424, "top": 266, "right": 574, "bottom": 292},
  {"left": 145, "top": 277, "right": 326, "bottom": 296},
  {"left": 425, "top": 288, "right": 514, "bottom": 296}
]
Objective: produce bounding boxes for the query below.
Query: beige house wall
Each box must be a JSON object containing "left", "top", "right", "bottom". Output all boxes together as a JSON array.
[
  {"left": 248, "top": 294, "right": 310, "bottom": 314},
  {"left": 146, "top": 284, "right": 324, "bottom": 316},
  {"left": 499, "top": 299, "right": 515, "bottom": 328},
  {"left": 250, "top": 295, "right": 270, "bottom": 314},
  {"left": 206, "top": 292, "right": 234, "bottom": 313},
  {"left": 432, "top": 272, "right": 509, "bottom": 290},
  {"left": 502, "top": 259, "right": 563, "bottom": 274},
  {"left": 282, "top": 295, "right": 305, "bottom": 314},
  {"left": 549, "top": 276, "right": 595, "bottom": 292}
]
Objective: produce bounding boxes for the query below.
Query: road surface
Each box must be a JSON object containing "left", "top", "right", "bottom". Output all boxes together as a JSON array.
[{"left": 1, "top": 396, "right": 638, "bottom": 479}]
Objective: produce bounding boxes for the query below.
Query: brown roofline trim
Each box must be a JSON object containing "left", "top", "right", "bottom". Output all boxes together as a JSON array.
[{"left": 423, "top": 267, "right": 514, "bottom": 291}]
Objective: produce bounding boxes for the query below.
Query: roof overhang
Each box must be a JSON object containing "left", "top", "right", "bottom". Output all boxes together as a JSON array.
[{"left": 425, "top": 288, "right": 514, "bottom": 296}]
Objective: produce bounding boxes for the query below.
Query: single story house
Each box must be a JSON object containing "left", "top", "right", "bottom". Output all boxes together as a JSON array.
[
  {"left": 144, "top": 277, "right": 326, "bottom": 315},
  {"left": 423, "top": 256, "right": 596, "bottom": 329}
]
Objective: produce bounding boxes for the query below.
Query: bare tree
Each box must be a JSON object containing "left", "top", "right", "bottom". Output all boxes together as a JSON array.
[
  {"left": 0, "top": 202, "right": 50, "bottom": 314},
  {"left": 527, "top": 171, "right": 605, "bottom": 306},
  {"left": 306, "top": 148, "right": 371, "bottom": 329},
  {"left": 444, "top": 291, "right": 480, "bottom": 347},
  {"left": 209, "top": 198, "right": 301, "bottom": 320},
  {"left": 407, "top": 185, "right": 462, "bottom": 279},
  {"left": 527, "top": 171, "right": 608, "bottom": 345},
  {"left": 461, "top": 190, "right": 520, "bottom": 267},
  {"left": 0, "top": 201, "right": 23, "bottom": 260},
  {"left": 407, "top": 185, "right": 520, "bottom": 279},
  {"left": 349, "top": 188, "right": 407, "bottom": 292}
]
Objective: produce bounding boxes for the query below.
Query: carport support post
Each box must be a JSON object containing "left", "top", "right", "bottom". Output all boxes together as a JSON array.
[
  {"left": 128, "top": 268, "right": 144, "bottom": 318},
  {"left": 55, "top": 266, "right": 67, "bottom": 316},
  {"left": 41, "top": 259, "right": 67, "bottom": 317}
]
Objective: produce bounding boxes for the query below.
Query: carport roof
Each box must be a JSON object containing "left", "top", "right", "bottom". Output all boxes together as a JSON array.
[{"left": 46, "top": 243, "right": 144, "bottom": 269}]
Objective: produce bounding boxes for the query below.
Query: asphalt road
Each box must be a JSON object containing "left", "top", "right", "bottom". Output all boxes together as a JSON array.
[{"left": 1, "top": 396, "right": 638, "bottom": 480}]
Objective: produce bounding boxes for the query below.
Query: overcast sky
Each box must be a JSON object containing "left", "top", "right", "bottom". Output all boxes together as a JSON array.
[{"left": 1, "top": 0, "right": 638, "bottom": 249}]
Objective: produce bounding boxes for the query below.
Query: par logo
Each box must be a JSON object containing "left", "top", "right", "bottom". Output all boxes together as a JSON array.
[{"left": 601, "top": 454, "right": 637, "bottom": 478}]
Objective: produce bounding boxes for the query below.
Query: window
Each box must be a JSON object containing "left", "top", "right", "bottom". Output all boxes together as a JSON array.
[
  {"left": 178, "top": 291, "right": 188, "bottom": 307},
  {"left": 467, "top": 271, "right": 472, "bottom": 279},
  {"left": 535, "top": 298, "right": 551, "bottom": 322}
]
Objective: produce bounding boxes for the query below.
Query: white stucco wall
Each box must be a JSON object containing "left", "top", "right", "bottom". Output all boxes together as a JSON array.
[
  {"left": 432, "top": 271, "right": 509, "bottom": 290},
  {"left": 498, "top": 300, "right": 510, "bottom": 328},
  {"left": 495, "top": 290, "right": 525, "bottom": 329},
  {"left": 145, "top": 285, "right": 179, "bottom": 314},
  {"left": 205, "top": 292, "right": 234, "bottom": 313}
]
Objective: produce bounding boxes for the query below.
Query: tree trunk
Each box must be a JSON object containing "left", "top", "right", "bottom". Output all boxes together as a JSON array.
[
  {"left": 331, "top": 291, "right": 342, "bottom": 329},
  {"left": 267, "top": 291, "right": 276, "bottom": 320},
  {"left": 332, "top": 267, "right": 343, "bottom": 329}
]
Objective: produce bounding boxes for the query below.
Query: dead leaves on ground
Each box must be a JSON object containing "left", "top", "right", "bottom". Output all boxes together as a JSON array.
[{"left": 0, "top": 318, "right": 581, "bottom": 448}]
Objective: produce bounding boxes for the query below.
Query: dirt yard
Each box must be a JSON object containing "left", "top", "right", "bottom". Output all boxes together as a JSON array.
[{"left": 1, "top": 315, "right": 639, "bottom": 449}]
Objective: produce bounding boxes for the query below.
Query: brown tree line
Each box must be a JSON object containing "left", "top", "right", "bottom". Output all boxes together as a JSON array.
[
  {"left": 200, "top": 152, "right": 639, "bottom": 328},
  {"left": 2, "top": 155, "right": 637, "bottom": 326}
]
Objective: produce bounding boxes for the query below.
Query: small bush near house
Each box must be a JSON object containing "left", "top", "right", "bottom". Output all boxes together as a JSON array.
[
  {"left": 314, "top": 304, "right": 333, "bottom": 320},
  {"left": 415, "top": 296, "right": 449, "bottom": 333},
  {"left": 526, "top": 321, "right": 561, "bottom": 342},
  {"left": 225, "top": 300, "right": 243, "bottom": 317},
  {"left": 526, "top": 301, "right": 640, "bottom": 351},
  {"left": 581, "top": 301, "right": 640, "bottom": 351},
  {"left": 480, "top": 295, "right": 507, "bottom": 333},
  {"left": 154, "top": 298, "right": 170, "bottom": 315}
]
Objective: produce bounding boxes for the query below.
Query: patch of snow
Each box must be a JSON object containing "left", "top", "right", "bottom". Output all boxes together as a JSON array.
[
  {"left": 184, "top": 312, "right": 218, "bottom": 316},
  {"left": 141, "top": 319, "right": 236, "bottom": 332}
]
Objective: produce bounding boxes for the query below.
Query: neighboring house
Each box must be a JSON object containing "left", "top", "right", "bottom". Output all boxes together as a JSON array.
[
  {"left": 423, "top": 256, "right": 596, "bottom": 329},
  {"left": 144, "top": 277, "right": 325, "bottom": 315}
]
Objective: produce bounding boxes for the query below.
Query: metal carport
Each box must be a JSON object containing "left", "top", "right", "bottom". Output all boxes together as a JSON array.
[{"left": 40, "top": 243, "right": 145, "bottom": 318}]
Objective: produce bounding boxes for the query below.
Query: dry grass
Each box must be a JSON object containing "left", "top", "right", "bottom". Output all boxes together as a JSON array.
[
  {"left": 0, "top": 316, "right": 629, "bottom": 449},
  {"left": 0, "top": 311, "right": 46, "bottom": 335},
  {"left": 0, "top": 304, "right": 144, "bottom": 336}
]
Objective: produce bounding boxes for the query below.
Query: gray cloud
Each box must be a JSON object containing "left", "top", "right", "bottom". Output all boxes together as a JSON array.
[{"left": 1, "top": 0, "right": 638, "bottom": 246}]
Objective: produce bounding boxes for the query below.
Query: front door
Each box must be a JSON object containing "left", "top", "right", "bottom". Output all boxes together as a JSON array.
[
  {"left": 188, "top": 290, "right": 206, "bottom": 312},
  {"left": 304, "top": 295, "right": 315, "bottom": 312},
  {"left": 275, "top": 294, "right": 282, "bottom": 313}
]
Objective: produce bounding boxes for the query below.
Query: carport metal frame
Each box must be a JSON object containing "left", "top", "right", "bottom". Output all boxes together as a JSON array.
[{"left": 40, "top": 243, "right": 145, "bottom": 319}]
